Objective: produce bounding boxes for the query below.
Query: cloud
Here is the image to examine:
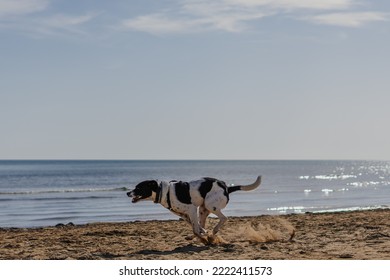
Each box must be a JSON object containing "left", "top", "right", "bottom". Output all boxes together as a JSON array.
[
  {"left": 0, "top": 0, "right": 98, "bottom": 36},
  {"left": 122, "top": 14, "right": 191, "bottom": 34},
  {"left": 41, "top": 14, "right": 96, "bottom": 27},
  {"left": 182, "top": 1, "right": 269, "bottom": 32},
  {"left": 38, "top": 13, "right": 98, "bottom": 31},
  {"left": 121, "top": 0, "right": 389, "bottom": 35},
  {"left": 225, "top": 0, "right": 353, "bottom": 10},
  {"left": 122, "top": 11, "right": 267, "bottom": 34},
  {"left": 1, "top": 0, "right": 389, "bottom": 37},
  {"left": 0, "top": 0, "right": 49, "bottom": 16},
  {"left": 305, "top": 12, "right": 389, "bottom": 27},
  {"left": 122, "top": 0, "right": 269, "bottom": 34},
  {"left": 0, "top": 12, "right": 99, "bottom": 37},
  {"left": 31, "top": 13, "right": 99, "bottom": 36}
]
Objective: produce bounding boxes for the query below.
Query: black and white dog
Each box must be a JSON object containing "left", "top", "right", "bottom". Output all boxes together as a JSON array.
[{"left": 126, "top": 176, "right": 261, "bottom": 243}]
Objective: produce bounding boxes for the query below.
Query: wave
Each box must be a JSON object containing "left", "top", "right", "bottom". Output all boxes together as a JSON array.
[
  {"left": 299, "top": 174, "right": 357, "bottom": 180},
  {"left": 347, "top": 181, "right": 390, "bottom": 187},
  {"left": 0, "top": 187, "right": 128, "bottom": 195},
  {"left": 267, "top": 206, "right": 314, "bottom": 213},
  {"left": 313, "top": 205, "right": 390, "bottom": 213},
  {"left": 267, "top": 205, "right": 390, "bottom": 214}
]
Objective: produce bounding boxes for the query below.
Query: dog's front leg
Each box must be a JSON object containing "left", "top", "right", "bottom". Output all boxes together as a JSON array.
[
  {"left": 198, "top": 205, "right": 210, "bottom": 233},
  {"left": 188, "top": 208, "right": 208, "bottom": 245}
]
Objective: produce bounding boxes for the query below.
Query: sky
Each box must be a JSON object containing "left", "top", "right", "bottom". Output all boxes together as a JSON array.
[{"left": 1, "top": 0, "right": 389, "bottom": 160}]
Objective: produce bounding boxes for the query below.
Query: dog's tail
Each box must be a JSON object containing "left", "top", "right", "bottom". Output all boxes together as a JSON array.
[{"left": 228, "top": 176, "right": 262, "bottom": 194}]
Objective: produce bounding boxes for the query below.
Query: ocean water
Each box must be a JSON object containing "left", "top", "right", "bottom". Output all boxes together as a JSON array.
[{"left": 0, "top": 160, "right": 389, "bottom": 228}]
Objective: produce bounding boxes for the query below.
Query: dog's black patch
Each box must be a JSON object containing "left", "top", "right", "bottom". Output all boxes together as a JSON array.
[
  {"left": 199, "top": 178, "right": 214, "bottom": 198},
  {"left": 174, "top": 181, "right": 191, "bottom": 204},
  {"left": 203, "top": 177, "right": 218, "bottom": 181},
  {"left": 217, "top": 181, "right": 229, "bottom": 202},
  {"left": 166, "top": 189, "right": 173, "bottom": 209}
]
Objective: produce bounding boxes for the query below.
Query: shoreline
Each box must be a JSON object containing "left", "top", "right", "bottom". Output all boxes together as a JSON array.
[
  {"left": 2, "top": 204, "right": 389, "bottom": 230},
  {"left": 1, "top": 209, "right": 389, "bottom": 260}
]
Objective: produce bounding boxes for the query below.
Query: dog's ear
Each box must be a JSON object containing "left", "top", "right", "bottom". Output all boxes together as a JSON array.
[{"left": 148, "top": 180, "right": 158, "bottom": 192}]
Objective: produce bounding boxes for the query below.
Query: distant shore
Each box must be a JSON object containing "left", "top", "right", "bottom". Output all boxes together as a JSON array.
[{"left": 1, "top": 209, "right": 389, "bottom": 260}]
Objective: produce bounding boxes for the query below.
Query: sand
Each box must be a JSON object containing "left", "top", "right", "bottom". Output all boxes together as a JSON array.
[{"left": 0, "top": 209, "right": 389, "bottom": 260}]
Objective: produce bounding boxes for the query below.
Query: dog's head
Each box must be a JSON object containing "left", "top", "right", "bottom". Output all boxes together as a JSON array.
[{"left": 126, "top": 180, "right": 159, "bottom": 203}]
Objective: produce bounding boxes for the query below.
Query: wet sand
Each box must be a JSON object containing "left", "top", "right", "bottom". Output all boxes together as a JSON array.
[{"left": 1, "top": 209, "right": 389, "bottom": 260}]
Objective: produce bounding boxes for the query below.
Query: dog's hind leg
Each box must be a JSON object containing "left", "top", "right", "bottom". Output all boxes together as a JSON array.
[{"left": 210, "top": 209, "right": 227, "bottom": 235}]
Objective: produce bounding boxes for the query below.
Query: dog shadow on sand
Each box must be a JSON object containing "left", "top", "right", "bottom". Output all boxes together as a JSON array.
[
  {"left": 133, "top": 217, "right": 295, "bottom": 258},
  {"left": 135, "top": 244, "right": 210, "bottom": 256}
]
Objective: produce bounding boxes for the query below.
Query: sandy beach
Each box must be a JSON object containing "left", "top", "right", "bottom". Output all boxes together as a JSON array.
[{"left": 0, "top": 209, "right": 389, "bottom": 260}]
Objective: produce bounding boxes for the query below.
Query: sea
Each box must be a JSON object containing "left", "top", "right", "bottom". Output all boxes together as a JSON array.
[{"left": 0, "top": 160, "right": 389, "bottom": 228}]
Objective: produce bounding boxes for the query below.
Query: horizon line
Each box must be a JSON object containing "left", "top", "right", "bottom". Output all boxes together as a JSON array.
[{"left": 0, "top": 158, "right": 388, "bottom": 162}]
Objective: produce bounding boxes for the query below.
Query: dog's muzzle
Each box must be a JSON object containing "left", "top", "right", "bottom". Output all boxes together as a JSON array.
[{"left": 127, "top": 191, "right": 141, "bottom": 203}]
